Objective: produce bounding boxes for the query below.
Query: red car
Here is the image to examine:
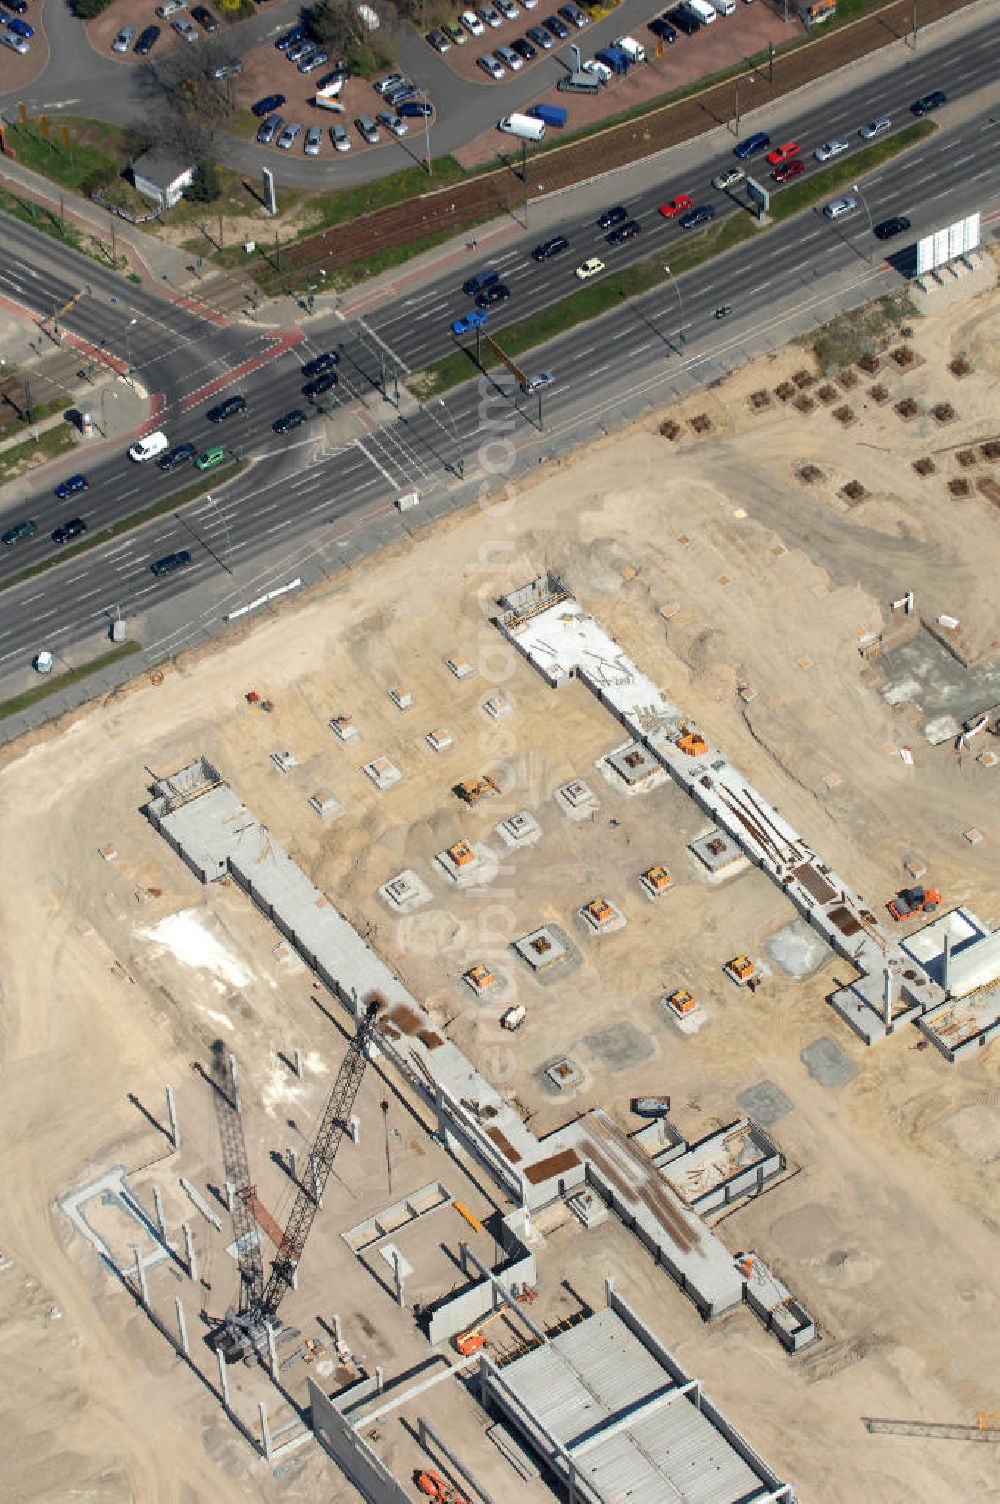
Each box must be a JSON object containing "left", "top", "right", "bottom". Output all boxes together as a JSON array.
[
  {"left": 772, "top": 158, "right": 804, "bottom": 183},
  {"left": 658, "top": 193, "right": 693, "bottom": 218},
  {"left": 766, "top": 140, "right": 799, "bottom": 165}
]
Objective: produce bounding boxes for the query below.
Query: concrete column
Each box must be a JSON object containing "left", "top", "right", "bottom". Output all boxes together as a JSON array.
[
  {"left": 458, "top": 1240, "right": 469, "bottom": 1277},
  {"left": 375, "top": 1365, "right": 384, "bottom": 1394},
  {"left": 348, "top": 1114, "right": 360, "bottom": 1145},
  {"left": 175, "top": 1296, "right": 190, "bottom": 1357},
  {"left": 227, "top": 1054, "right": 241, "bottom": 1113},
  {"left": 152, "top": 1184, "right": 166, "bottom": 1239},
  {"left": 290, "top": 1263, "right": 298, "bottom": 1291},
  {"left": 165, "top": 1084, "right": 180, "bottom": 1150},
  {"left": 883, "top": 968, "right": 893, "bottom": 1031},
  {"left": 605, "top": 1274, "right": 615, "bottom": 1305},
  {"left": 217, "top": 1348, "right": 231, "bottom": 1409},
  {"left": 310, "top": 1152, "right": 323, "bottom": 1208},
  {"left": 434, "top": 1084, "right": 453, "bottom": 1151},
  {"left": 393, "top": 1251, "right": 405, "bottom": 1308},
  {"left": 293, "top": 1047, "right": 303, "bottom": 1078},
  {"left": 132, "top": 1246, "right": 148, "bottom": 1306},
  {"left": 182, "top": 1222, "right": 197, "bottom": 1282},
  {"left": 942, "top": 932, "right": 952, "bottom": 997},
  {"left": 226, "top": 1181, "right": 236, "bottom": 1215},
  {"left": 266, "top": 1322, "right": 279, "bottom": 1381},
  {"left": 331, "top": 1313, "right": 341, "bottom": 1345},
  {"left": 259, "top": 1400, "right": 273, "bottom": 1463},
  {"left": 288, "top": 1147, "right": 298, "bottom": 1183}
]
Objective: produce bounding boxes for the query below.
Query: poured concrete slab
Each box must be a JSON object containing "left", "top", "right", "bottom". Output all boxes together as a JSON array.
[
  {"left": 764, "top": 918, "right": 833, "bottom": 978},
  {"left": 737, "top": 1079, "right": 793, "bottom": 1125},
  {"left": 583, "top": 1020, "right": 655, "bottom": 1073},
  {"left": 878, "top": 630, "right": 1000, "bottom": 725},
  {"left": 801, "top": 1036, "right": 859, "bottom": 1089}
]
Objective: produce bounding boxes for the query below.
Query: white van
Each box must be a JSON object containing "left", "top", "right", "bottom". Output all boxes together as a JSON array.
[
  {"left": 128, "top": 431, "right": 170, "bottom": 463},
  {"left": 710, "top": 0, "right": 736, "bottom": 14},
  {"left": 683, "top": 0, "right": 717, "bottom": 21},
  {"left": 498, "top": 113, "right": 545, "bottom": 141},
  {"left": 613, "top": 34, "right": 646, "bottom": 62}
]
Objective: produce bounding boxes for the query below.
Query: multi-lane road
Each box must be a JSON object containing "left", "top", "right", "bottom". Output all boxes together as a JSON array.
[{"left": 0, "top": 27, "right": 998, "bottom": 711}]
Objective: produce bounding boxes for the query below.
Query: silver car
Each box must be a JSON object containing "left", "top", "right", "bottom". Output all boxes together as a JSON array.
[
  {"left": 304, "top": 125, "right": 323, "bottom": 155},
  {"left": 814, "top": 139, "right": 848, "bottom": 162},
  {"left": 859, "top": 115, "right": 891, "bottom": 141},
  {"left": 355, "top": 115, "right": 380, "bottom": 144},
  {"left": 112, "top": 25, "right": 134, "bottom": 52},
  {"left": 257, "top": 113, "right": 282, "bottom": 145},
  {"left": 299, "top": 49, "right": 329, "bottom": 73},
  {"left": 276, "top": 121, "right": 303, "bottom": 150},
  {"left": 172, "top": 17, "right": 198, "bottom": 41},
  {"left": 823, "top": 194, "right": 857, "bottom": 220},
  {"left": 330, "top": 122, "right": 351, "bottom": 151},
  {"left": 495, "top": 44, "right": 523, "bottom": 70},
  {"left": 376, "top": 110, "right": 408, "bottom": 137}
]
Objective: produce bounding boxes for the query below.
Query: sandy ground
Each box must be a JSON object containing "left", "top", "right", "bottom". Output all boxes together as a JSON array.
[{"left": 1, "top": 255, "right": 999, "bottom": 1504}]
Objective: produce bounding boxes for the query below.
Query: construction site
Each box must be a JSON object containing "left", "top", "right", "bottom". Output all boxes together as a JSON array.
[{"left": 1, "top": 257, "right": 1000, "bottom": 1504}]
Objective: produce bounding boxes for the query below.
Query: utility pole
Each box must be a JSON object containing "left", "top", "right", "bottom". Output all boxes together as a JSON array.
[
  {"left": 381, "top": 1099, "right": 392, "bottom": 1193},
  {"left": 422, "top": 89, "right": 432, "bottom": 176}
]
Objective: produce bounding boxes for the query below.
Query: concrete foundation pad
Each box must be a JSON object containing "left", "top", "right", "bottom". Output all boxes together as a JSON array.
[
  {"left": 512, "top": 923, "right": 582, "bottom": 985},
  {"left": 764, "top": 918, "right": 832, "bottom": 978},
  {"left": 598, "top": 740, "right": 668, "bottom": 795},
  {"left": 689, "top": 827, "right": 750, "bottom": 883},
  {"left": 362, "top": 757, "right": 402, "bottom": 790},
  {"left": 736, "top": 1079, "right": 793, "bottom": 1125},
  {"left": 801, "top": 1036, "right": 859, "bottom": 1088},
  {"left": 494, "top": 810, "right": 543, "bottom": 849},
  {"left": 544, "top": 1056, "right": 585, "bottom": 1092},
  {"left": 578, "top": 897, "right": 628, "bottom": 937},
  {"left": 659, "top": 992, "right": 708, "bottom": 1035},
  {"left": 554, "top": 779, "right": 600, "bottom": 821},
  {"left": 434, "top": 841, "right": 498, "bottom": 887},
  {"left": 378, "top": 869, "right": 433, "bottom": 913}
]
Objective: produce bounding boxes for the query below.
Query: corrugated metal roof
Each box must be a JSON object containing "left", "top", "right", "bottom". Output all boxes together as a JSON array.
[{"left": 498, "top": 1309, "right": 774, "bottom": 1504}]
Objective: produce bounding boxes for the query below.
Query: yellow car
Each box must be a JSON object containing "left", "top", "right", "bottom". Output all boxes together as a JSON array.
[{"left": 575, "top": 257, "right": 605, "bottom": 281}]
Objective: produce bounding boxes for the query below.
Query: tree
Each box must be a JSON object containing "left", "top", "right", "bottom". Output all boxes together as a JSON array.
[
  {"left": 73, "top": 0, "right": 116, "bottom": 17},
  {"left": 309, "top": 0, "right": 365, "bottom": 57},
  {"left": 183, "top": 161, "right": 222, "bottom": 203}
]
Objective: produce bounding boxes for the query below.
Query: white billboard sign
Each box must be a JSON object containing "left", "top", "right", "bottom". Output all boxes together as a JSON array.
[{"left": 916, "top": 211, "right": 980, "bottom": 276}]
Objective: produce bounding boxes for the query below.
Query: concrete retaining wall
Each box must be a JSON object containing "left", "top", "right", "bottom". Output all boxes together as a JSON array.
[{"left": 309, "top": 1380, "right": 410, "bottom": 1504}]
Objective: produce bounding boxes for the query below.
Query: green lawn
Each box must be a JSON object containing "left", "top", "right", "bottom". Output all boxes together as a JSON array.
[
  {"left": 0, "top": 641, "right": 142, "bottom": 721},
  {"left": 5, "top": 118, "right": 126, "bottom": 194},
  {"left": 0, "top": 424, "right": 77, "bottom": 488}
]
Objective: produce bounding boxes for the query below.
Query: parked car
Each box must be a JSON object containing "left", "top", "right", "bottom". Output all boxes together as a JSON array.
[
  {"left": 191, "top": 6, "right": 217, "bottom": 30},
  {"left": 302, "top": 351, "right": 339, "bottom": 378},
  {"left": 733, "top": 131, "right": 770, "bottom": 159},
  {"left": 607, "top": 219, "right": 641, "bottom": 245},
  {"left": 257, "top": 114, "right": 283, "bottom": 145},
  {"left": 460, "top": 9, "right": 486, "bottom": 34},
  {"left": 2, "top": 0, "right": 28, "bottom": 12},
  {"left": 543, "top": 13, "right": 570, "bottom": 38},
  {"left": 527, "top": 23, "right": 554, "bottom": 46},
  {"left": 532, "top": 234, "right": 570, "bottom": 261},
  {"left": 54, "top": 473, "right": 89, "bottom": 501},
  {"left": 443, "top": 23, "right": 467, "bottom": 44},
  {"left": 559, "top": 3, "right": 588, "bottom": 26},
  {"left": 273, "top": 409, "right": 307, "bottom": 434},
  {"left": 252, "top": 94, "right": 286, "bottom": 117},
  {"left": 427, "top": 28, "right": 451, "bottom": 51},
  {"left": 659, "top": 193, "right": 693, "bottom": 217},
  {"left": 678, "top": 203, "right": 715, "bottom": 229},
  {"left": 873, "top": 214, "right": 912, "bottom": 240},
  {"left": 510, "top": 36, "right": 536, "bottom": 59},
  {"left": 476, "top": 282, "right": 510, "bottom": 307},
  {"left": 112, "top": 25, "right": 134, "bottom": 52},
  {"left": 649, "top": 16, "right": 678, "bottom": 40},
  {"left": 376, "top": 110, "right": 408, "bottom": 136},
  {"left": 275, "top": 25, "right": 307, "bottom": 50},
  {"left": 1, "top": 519, "right": 37, "bottom": 546},
  {"left": 134, "top": 25, "right": 160, "bottom": 54},
  {"left": 859, "top": 115, "right": 891, "bottom": 140},
  {"left": 157, "top": 442, "right": 197, "bottom": 471},
  {"left": 213, "top": 58, "right": 245, "bottom": 78},
  {"left": 398, "top": 100, "right": 432, "bottom": 118},
  {"left": 477, "top": 5, "right": 504, "bottom": 27},
  {"left": 171, "top": 19, "right": 199, "bottom": 44},
  {"left": 0, "top": 30, "right": 29, "bottom": 51},
  {"left": 575, "top": 257, "right": 605, "bottom": 280},
  {"left": 772, "top": 158, "right": 804, "bottom": 182},
  {"left": 304, "top": 124, "right": 324, "bottom": 155},
  {"left": 496, "top": 44, "right": 523, "bottom": 69},
  {"left": 477, "top": 51, "right": 505, "bottom": 78},
  {"left": 668, "top": 6, "right": 700, "bottom": 33},
  {"left": 497, "top": 0, "right": 520, "bottom": 17},
  {"left": 51, "top": 517, "right": 87, "bottom": 545},
  {"left": 194, "top": 446, "right": 226, "bottom": 471},
  {"left": 206, "top": 394, "right": 247, "bottom": 422},
  {"left": 151, "top": 550, "right": 192, "bottom": 577},
  {"left": 302, "top": 372, "right": 339, "bottom": 399},
  {"left": 911, "top": 89, "right": 945, "bottom": 115},
  {"left": 155, "top": 0, "right": 186, "bottom": 18},
  {"left": 451, "top": 309, "right": 489, "bottom": 335},
  {"left": 814, "top": 139, "right": 848, "bottom": 162},
  {"left": 276, "top": 122, "right": 303, "bottom": 149},
  {"left": 355, "top": 115, "right": 381, "bottom": 144},
  {"left": 374, "top": 72, "right": 407, "bottom": 93},
  {"left": 330, "top": 123, "right": 350, "bottom": 151},
  {"left": 299, "top": 50, "right": 329, "bottom": 74}
]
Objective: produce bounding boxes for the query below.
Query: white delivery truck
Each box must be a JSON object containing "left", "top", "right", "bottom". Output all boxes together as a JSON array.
[
  {"left": 498, "top": 113, "right": 545, "bottom": 141},
  {"left": 683, "top": 0, "right": 717, "bottom": 21},
  {"left": 613, "top": 34, "right": 646, "bottom": 62}
]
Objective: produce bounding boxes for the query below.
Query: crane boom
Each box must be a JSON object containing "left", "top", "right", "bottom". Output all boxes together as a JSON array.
[{"left": 209, "top": 1041, "right": 265, "bottom": 1314}]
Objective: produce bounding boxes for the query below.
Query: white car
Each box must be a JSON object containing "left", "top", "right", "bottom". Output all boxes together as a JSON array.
[
  {"left": 814, "top": 139, "right": 848, "bottom": 162},
  {"left": 129, "top": 431, "right": 170, "bottom": 463},
  {"left": 461, "top": 9, "right": 485, "bottom": 34},
  {"left": 582, "top": 58, "right": 611, "bottom": 83},
  {"left": 155, "top": 0, "right": 186, "bottom": 17},
  {"left": 575, "top": 257, "right": 605, "bottom": 280},
  {"left": 520, "top": 0, "right": 539, "bottom": 8},
  {"left": 374, "top": 72, "right": 406, "bottom": 93},
  {"left": 112, "top": 25, "right": 134, "bottom": 52},
  {"left": 330, "top": 122, "right": 351, "bottom": 151},
  {"left": 712, "top": 166, "right": 744, "bottom": 191}
]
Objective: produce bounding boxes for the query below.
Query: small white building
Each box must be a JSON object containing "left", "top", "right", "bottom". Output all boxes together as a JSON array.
[{"left": 130, "top": 150, "right": 195, "bottom": 210}]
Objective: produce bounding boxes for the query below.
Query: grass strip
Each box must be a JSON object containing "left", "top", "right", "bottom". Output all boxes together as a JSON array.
[
  {"left": 0, "top": 460, "right": 247, "bottom": 597},
  {"left": 5, "top": 120, "right": 122, "bottom": 195},
  {"left": 0, "top": 425, "right": 78, "bottom": 487},
  {"left": 408, "top": 124, "right": 932, "bottom": 398},
  {"left": 0, "top": 639, "right": 141, "bottom": 721}
]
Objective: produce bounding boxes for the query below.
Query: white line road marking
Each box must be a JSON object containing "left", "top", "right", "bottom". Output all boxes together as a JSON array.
[
  {"left": 354, "top": 438, "right": 402, "bottom": 490},
  {"left": 357, "top": 317, "right": 411, "bottom": 375}
]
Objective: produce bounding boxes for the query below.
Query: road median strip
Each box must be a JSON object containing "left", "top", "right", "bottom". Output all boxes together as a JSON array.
[
  {"left": 0, "top": 460, "right": 248, "bottom": 598},
  {"left": 407, "top": 122, "right": 934, "bottom": 401},
  {"left": 0, "top": 640, "right": 142, "bottom": 722}
]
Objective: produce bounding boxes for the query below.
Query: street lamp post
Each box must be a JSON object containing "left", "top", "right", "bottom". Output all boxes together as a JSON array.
[
  {"left": 422, "top": 90, "right": 433, "bottom": 177},
  {"left": 124, "top": 316, "right": 138, "bottom": 388},
  {"left": 852, "top": 182, "right": 874, "bottom": 261},
  {"left": 436, "top": 398, "right": 464, "bottom": 478},
  {"left": 663, "top": 265, "right": 685, "bottom": 350}
]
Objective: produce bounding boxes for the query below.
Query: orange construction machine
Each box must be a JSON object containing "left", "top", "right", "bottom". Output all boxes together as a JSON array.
[{"left": 887, "top": 886, "right": 941, "bottom": 922}]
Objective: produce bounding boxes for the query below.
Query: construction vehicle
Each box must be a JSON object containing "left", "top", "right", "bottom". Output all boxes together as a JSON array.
[
  {"left": 452, "top": 1287, "right": 538, "bottom": 1355},
  {"left": 206, "top": 997, "right": 382, "bottom": 1363},
  {"left": 454, "top": 774, "right": 500, "bottom": 804},
  {"left": 416, "top": 1468, "right": 470, "bottom": 1503},
  {"left": 887, "top": 886, "right": 941, "bottom": 922}
]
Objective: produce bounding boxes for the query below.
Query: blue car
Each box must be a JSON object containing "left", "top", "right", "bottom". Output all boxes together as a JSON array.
[
  {"left": 54, "top": 473, "right": 89, "bottom": 500},
  {"left": 275, "top": 25, "right": 306, "bottom": 50},
  {"left": 6, "top": 16, "right": 33, "bottom": 36},
  {"left": 252, "top": 93, "right": 286, "bottom": 117},
  {"left": 451, "top": 309, "right": 488, "bottom": 336},
  {"left": 734, "top": 131, "right": 770, "bottom": 160}
]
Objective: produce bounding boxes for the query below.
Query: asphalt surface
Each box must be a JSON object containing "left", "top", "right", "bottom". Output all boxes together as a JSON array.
[{"left": 0, "top": 31, "right": 997, "bottom": 727}]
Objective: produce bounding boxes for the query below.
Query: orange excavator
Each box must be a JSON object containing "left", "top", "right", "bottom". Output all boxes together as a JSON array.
[
  {"left": 415, "top": 1467, "right": 470, "bottom": 1503},
  {"left": 887, "top": 886, "right": 941, "bottom": 922}
]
